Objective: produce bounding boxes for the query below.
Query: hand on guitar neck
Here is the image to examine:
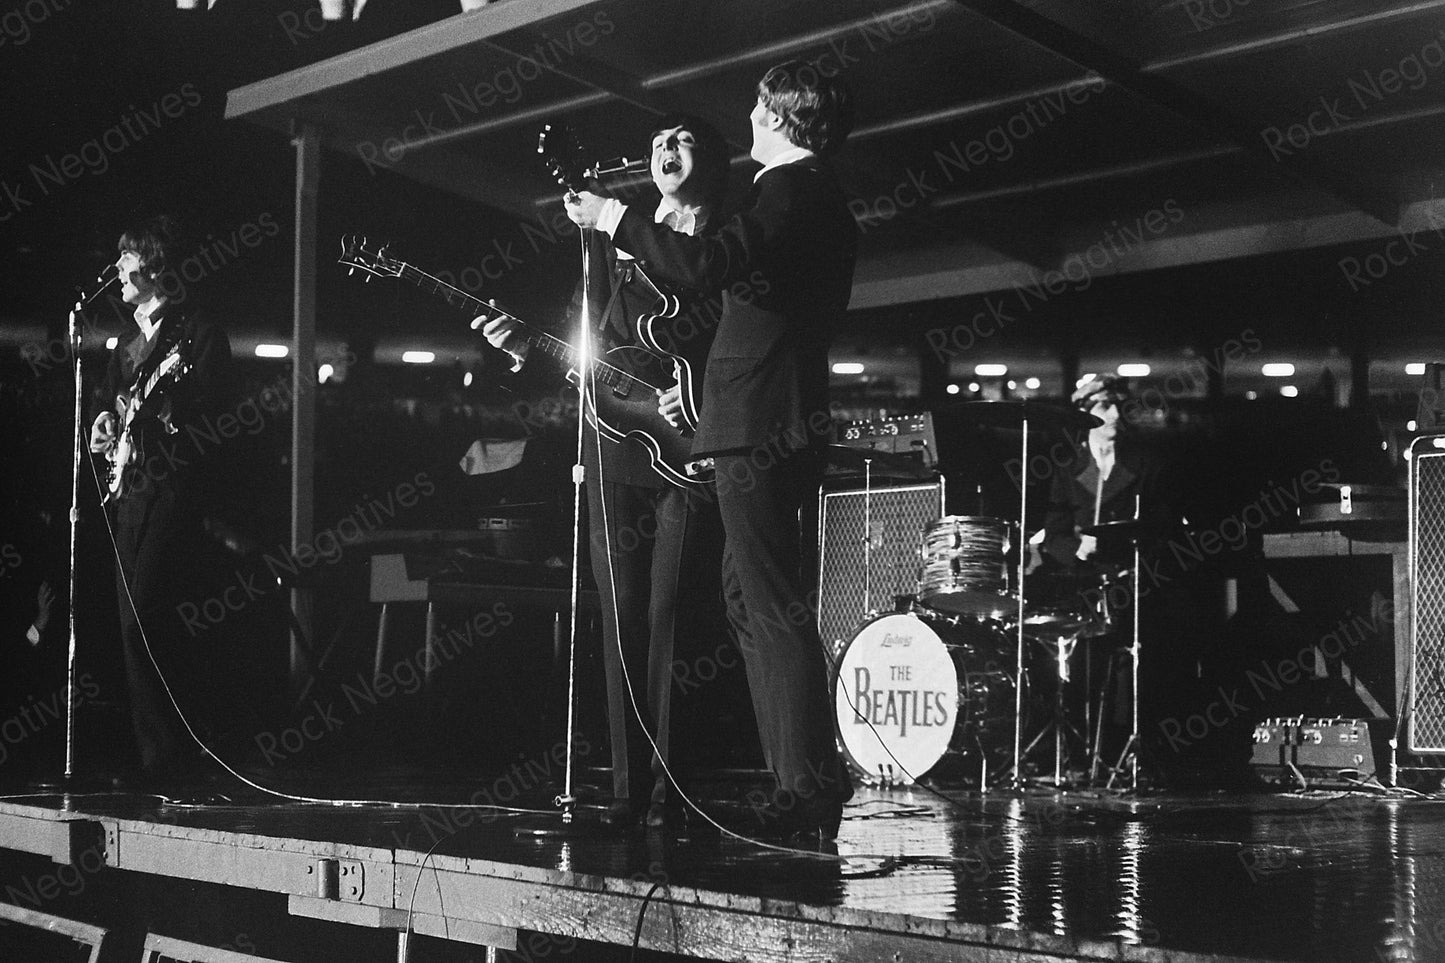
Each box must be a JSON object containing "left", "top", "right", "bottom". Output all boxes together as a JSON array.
[{"left": 477, "top": 311, "right": 529, "bottom": 369}]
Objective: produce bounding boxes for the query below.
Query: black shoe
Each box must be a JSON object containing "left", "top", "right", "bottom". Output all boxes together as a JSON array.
[
  {"left": 599, "top": 800, "right": 640, "bottom": 831},
  {"left": 646, "top": 800, "right": 720, "bottom": 841},
  {"left": 748, "top": 794, "right": 844, "bottom": 843}
]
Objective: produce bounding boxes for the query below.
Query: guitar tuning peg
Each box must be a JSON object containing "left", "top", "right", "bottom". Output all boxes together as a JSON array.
[{"left": 347, "top": 268, "right": 355, "bottom": 276}]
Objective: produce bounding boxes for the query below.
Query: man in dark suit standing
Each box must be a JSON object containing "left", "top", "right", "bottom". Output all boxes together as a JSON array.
[
  {"left": 566, "top": 62, "right": 858, "bottom": 841},
  {"left": 89, "top": 215, "right": 232, "bottom": 787},
  {"left": 483, "top": 116, "right": 730, "bottom": 830}
]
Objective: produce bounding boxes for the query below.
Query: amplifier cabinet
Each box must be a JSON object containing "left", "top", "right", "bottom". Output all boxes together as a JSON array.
[
  {"left": 816, "top": 481, "right": 944, "bottom": 650},
  {"left": 1410, "top": 437, "right": 1445, "bottom": 753}
]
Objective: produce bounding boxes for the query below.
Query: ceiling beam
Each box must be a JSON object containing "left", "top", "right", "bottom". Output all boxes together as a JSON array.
[{"left": 949, "top": 0, "right": 1402, "bottom": 226}]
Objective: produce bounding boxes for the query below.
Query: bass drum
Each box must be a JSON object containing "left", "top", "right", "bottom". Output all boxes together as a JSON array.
[{"left": 831, "top": 610, "right": 1016, "bottom": 786}]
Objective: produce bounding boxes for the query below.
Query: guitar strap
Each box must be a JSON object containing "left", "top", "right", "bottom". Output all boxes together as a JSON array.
[
  {"left": 127, "top": 313, "right": 185, "bottom": 395},
  {"left": 596, "top": 257, "right": 632, "bottom": 337}
]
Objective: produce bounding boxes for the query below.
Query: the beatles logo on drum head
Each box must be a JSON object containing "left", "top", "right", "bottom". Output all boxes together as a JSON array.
[{"left": 834, "top": 613, "right": 957, "bottom": 784}]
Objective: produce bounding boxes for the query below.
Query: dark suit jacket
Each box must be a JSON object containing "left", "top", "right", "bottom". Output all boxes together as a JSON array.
[
  {"left": 516, "top": 222, "right": 720, "bottom": 487},
  {"left": 1042, "top": 437, "right": 1164, "bottom": 571},
  {"left": 611, "top": 157, "right": 857, "bottom": 457},
  {"left": 99, "top": 303, "right": 232, "bottom": 503}
]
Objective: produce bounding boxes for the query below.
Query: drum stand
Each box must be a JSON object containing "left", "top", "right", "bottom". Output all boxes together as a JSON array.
[
  {"left": 1021, "top": 628, "right": 1090, "bottom": 786},
  {"left": 1100, "top": 499, "right": 1144, "bottom": 792}
]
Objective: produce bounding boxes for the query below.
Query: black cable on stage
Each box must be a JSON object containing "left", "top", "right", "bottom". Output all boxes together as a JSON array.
[{"left": 629, "top": 880, "right": 664, "bottom": 963}]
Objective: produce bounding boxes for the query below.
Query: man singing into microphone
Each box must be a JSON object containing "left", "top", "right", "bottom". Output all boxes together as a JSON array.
[{"left": 89, "top": 215, "right": 232, "bottom": 788}]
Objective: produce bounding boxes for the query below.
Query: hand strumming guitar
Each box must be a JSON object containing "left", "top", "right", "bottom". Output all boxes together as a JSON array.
[{"left": 89, "top": 411, "right": 117, "bottom": 454}]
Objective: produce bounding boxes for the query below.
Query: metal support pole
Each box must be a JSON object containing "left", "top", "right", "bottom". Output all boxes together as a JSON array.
[{"left": 290, "top": 124, "right": 319, "bottom": 701}]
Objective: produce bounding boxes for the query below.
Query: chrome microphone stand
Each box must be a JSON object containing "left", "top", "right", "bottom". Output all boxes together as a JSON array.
[
  {"left": 64, "top": 267, "right": 118, "bottom": 782},
  {"left": 518, "top": 222, "right": 602, "bottom": 837}
]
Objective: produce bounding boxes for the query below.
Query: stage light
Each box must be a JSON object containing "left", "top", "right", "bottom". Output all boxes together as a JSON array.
[
  {"left": 463, "top": 371, "right": 474, "bottom": 387},
  {"left": 317, "top": 363, "right": 334, "bottom": 383},
  {"left": 946, "top": 383, "right": 960, "bottom": 395},
  {"left": 1006, "top": 380, "right": 1016, "bottom": 390},
  {"left": 255, "top": 344, "right": 289, "bottom": 358},
  {"left": 1280, "top": 384, "right": 1299, "bottom": 397},
  {"left": 402, "top": 350, "right": 435, "bottom": 364},
  {"left": 1262, "top": 363, "right": 1295, "bottom": 377},
  {"left": 1025, "top": 377, "right": 1041, "bottom": 390},
  {"left": 1409, "top": 420, "right": 1419, "bottom": 431},
  {"left": 968, "top": 381, "right": 981, "bottom": 393},
  {"left": 1245, "top": 390, "right": 1258, "bottom": 400},
  {"left": 105, "top": 336, "right": 118, "bottom": 350},
  {"left": 1117, "top": 363, "right": 1151, "bottom": 377},
  {"left": 974, "top": 363, "right": 1007, "bottom": 377},
  {"left": 1407, "top": 362, "right": 1428, "bottom": 375},
  {"left": 831, "top": 362, "right": 865, "bottom": 375}
]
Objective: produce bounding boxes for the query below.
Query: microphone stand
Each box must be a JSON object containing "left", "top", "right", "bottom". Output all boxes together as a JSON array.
[
  {"left": 518, "top": 222, "right": 604, "bottom": 838},
  {"left": 63, "top": 269, "right": 118, "bottom": 786}
]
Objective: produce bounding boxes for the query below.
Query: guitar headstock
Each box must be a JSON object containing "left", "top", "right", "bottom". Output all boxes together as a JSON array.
[
  {"left": 338, "top": 234, "right": 405, "bottom": 281},
  {"left": 537, "top": 122, "right": 592, "bottom": 194}
]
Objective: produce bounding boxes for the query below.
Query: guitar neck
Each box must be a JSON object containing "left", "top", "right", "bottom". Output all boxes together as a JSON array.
[{"left": 391, "top": 261, "right": 643, "bottom": 391}]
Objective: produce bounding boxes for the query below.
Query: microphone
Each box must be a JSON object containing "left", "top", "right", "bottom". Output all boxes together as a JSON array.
[
  {"left": 589, "top": 156, "right": 648, "bottom": 177},
  {"left": 74, "top": 264, "right": 120, "bottom": 308}
]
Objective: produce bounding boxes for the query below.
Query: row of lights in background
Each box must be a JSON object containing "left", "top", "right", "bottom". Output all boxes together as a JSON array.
[
  {"left": 827, "top": 359, "right": 1439, "bottom": 399},
  {"left": 221, "top": 345, "right": 1441, "bottom": 393}
]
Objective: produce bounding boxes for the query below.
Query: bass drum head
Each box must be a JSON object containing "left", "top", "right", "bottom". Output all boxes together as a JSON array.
[
  {"left": 832, "top": 611, "right": 1018, "bottom": 787},
  {"left": 833, "top": 613, "right": 957, "bottom": 786}
]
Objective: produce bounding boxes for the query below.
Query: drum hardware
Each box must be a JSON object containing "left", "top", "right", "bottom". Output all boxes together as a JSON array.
[
  {"left": 944, "top": 400, "right": 1102, "bottom": 789},
  {"left": 1081, "top": 497, "right": 1147, "bottom": 792},
  {"left": 1020, "top": 629, "right": 1092, "bottom": 787}
]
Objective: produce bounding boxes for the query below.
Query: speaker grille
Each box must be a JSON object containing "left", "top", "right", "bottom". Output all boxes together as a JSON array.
[
  {"left": 816, "top": 482, "right": 944, "bottom": 649},
  {"left": 1410, "top": 444, "right": 1445, "bottom": 752}
]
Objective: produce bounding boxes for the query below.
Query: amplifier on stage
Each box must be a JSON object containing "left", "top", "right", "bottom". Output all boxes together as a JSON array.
[
  {"left": 1251, "top": 717, "right": 1379, "bottom": 787},
  {"left": 836, "top": 413, "right": 938, "bottom": 469}
]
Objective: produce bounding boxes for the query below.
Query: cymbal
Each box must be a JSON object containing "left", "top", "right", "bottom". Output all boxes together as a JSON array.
[
  {"left": 941, "top": 400, "right": 1102, "bottom": 431},
  {"left": 822, "top": 444, "right": 933, "bottom": 479},
  {"left": 1079, "top": 517, "right": 1184, "bottom": 541}
]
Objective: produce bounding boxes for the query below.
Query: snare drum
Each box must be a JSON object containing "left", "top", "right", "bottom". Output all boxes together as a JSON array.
[
  {"left": 916, "top": 515, "right": 1015, "bottom": 620},
  {"left": 1023, "top": 568, "right": 1123, "bottom": 639},
  {"left": 832, "top": 610, "right": 1015, "bottom": 785}
]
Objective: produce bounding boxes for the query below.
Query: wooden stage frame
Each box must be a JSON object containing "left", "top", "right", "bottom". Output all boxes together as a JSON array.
[{"left": 0, "top": 791, "right": 1264, "bottom": 963}]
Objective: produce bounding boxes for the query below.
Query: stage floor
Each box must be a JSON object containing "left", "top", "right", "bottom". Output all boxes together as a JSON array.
[{"left": 0, "top": 768, "right": 1440, "bottom": 962}]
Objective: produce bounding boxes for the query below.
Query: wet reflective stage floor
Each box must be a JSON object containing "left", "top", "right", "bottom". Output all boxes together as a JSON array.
[{"left": 2, "top": 771, "right": 1441, "bottom": 962}]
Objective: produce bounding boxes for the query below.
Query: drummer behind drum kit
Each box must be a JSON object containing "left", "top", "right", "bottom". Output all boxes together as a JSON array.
[{"left": 822, "top": 402, "right": 1155, "bottom": 792}]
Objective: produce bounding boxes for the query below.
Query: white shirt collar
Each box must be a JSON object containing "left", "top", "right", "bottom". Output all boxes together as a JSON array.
[
  {"left": 133, "top": 296, "right": 167, "bottom": 341},
  {"left": 1090, "top": 437, "right": 1116, "bottom": 475},
  {"left": 754, "top": 146, "right": 816, "bottom": 182},
  {"left": 653, "top": 199, "right": 709, "bottom": 236}
]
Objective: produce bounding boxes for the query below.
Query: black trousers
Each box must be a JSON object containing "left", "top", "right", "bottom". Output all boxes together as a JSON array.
[
  {"left": 587, "top": 465, "right": 723, "bottom": 809},
  {"left": 112, "top": 485, "right": 203, "bottom": 775},
  {"left": 711, "top": 448, "right": 847, "bottom": 805}
]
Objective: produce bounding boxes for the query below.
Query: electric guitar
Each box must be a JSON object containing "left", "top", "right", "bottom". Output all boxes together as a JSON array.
[
  {"left": 104, "top": 341, "right": 190, "bottom": 503},
  {"left": 337, "top": 235, "right": 706, "bottom": 489},
  {"left": 538, "top": 121, "right": 707, "bottom": 434}
]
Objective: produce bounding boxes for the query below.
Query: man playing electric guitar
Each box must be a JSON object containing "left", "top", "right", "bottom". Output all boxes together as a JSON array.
[
  {"left": 481, "top": 115, "right": 731, "bottom": 831},
  {"left": 88, "top": 215, "right": 232, "bottom": 788}
]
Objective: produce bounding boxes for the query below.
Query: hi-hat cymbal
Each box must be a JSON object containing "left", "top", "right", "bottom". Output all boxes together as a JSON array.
[
  {"left": 942, "top": 400, "right": 1102, "bottom": 431},
  {"left": 822, "top": 444, "right": 933, "bottom": 479},
  {"left": 1079, "top": 517, "right": 1184, "bottom": 541}
]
